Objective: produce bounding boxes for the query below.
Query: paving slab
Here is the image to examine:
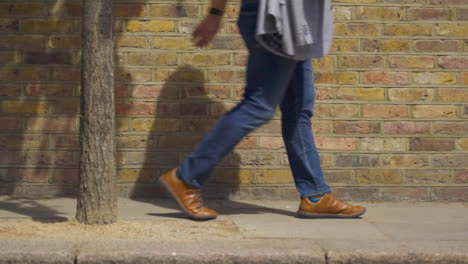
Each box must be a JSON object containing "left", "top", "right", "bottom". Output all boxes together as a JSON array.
[{"left": 0, "top": 240, "right": 75, "bottom": 264}]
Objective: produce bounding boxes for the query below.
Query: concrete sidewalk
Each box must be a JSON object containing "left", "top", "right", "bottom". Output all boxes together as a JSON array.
[{"left": 0, "top": 196, "right": 467, "bottom": 263}]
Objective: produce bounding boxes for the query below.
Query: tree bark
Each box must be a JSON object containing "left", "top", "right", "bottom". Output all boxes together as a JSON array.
[{"left": 76, "top": 0, "right": 117, "bottom": 224}]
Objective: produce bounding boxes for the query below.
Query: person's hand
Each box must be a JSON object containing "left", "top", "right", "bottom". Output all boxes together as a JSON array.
[{"left": 192, "top": 14, "right": 222, "bottom": 47}]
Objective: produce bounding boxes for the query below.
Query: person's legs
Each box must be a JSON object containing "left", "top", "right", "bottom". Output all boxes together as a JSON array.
[
  {"left": 177, "top": 10, "right": 298, "bottom": 188},
  {"left": 280, "top": 60, "right": 331, "bottom": 198}
]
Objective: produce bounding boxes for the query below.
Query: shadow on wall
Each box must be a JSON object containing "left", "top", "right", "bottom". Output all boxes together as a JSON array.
[{"left": 128, "top": 66, "right": 242, "bottom": 201}]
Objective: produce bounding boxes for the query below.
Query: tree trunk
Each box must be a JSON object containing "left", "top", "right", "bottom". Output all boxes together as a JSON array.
[{"left": 76, "top": 0, "right": 117, "bottom": 224}]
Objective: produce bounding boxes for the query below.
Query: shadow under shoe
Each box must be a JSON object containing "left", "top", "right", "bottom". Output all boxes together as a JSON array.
[{"left": 159, "top": 169, "right": 218, "bottom": 220}]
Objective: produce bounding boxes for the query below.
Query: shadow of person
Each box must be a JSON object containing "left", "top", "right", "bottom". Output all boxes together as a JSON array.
[{"left": 125, "top": 65, "right": 295, "bottom": 219}]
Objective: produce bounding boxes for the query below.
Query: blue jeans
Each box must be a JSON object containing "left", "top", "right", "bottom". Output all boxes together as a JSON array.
[{"left": 177, "top": 4, "right": 331, "bottom": 198}]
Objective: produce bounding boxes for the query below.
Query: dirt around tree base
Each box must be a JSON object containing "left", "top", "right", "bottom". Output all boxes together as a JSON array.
[{"left": 0, "top": 219, "right": 243, "bottom": 240}]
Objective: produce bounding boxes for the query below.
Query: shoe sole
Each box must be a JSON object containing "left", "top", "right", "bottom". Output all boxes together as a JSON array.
[
  {"left": 296, "top": 208, "right": 366, "bottom": 219},
  {"left": 159, "top": 176, "right": 218, "bottom": 220}
]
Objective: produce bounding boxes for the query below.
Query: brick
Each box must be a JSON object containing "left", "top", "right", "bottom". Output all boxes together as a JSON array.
[
  {"left": 314, "top": 72, "right": 358, "bottom": 85},
  {"left": 464, "top": 73, "right": 468, "bottom": 85},
  {"left": 412, "top": 105, "right": 456, "bottom": 118},
  {"left": 127, "top": 53, "right": 177, "bottom": 66},
  {"left": 315, "top": 87, "right": 334, "bottom": 100},
  {"left": 436, "top": 24, "right": 468, "bottom": 37},
  {"left": 361, "top": 39, "right": 410, "bottom": 52},
  {"left": 152, "top": 37, "right": 194, "bottom": 50},
  {"left": 48, "top": 36, "right": 82, "bottom": 49},
  {"left": 1, "top": 101, "right": 48, "bottom": 114},
  {"left": 254, "top": 120, "right": 281, "bottom": 135},
  {"left": 405, "top": 169, "right": 452, "bottom": 184},
  {"left": 337, "top": 88, "right": 384, "bottom": 101},
  {"left": 235, "top": 54, "right": 248, "bottom": 66},
  {"left": 338, "top": 55, "right": 384, "bottom": 68},
  {"left": 52, "top": 67, "right": 80, "bottom": 81},
  {"left": 438, "top": 56, "right": 468, "bottom": 69},
  {"left": 356, "top": 7, "right": 403, "bottom": 20},
  {"left": 183, "top": 86, "right": 230, "bottom": 100},
  {"left": 5, "top": 169, "right": 49, "bottom": 183},
  {"left": 116, "top": 69, "right": 152, "bottom": 82},
  {"left": 356, "top": 169, "right": 402, "bottom": 184},
  {"left": 209, "top": 70, "right": 244, "bottom": 84},
  {"left": 364, "top": 72, "right": 409, "bottom": 85},
  {"left": 382, "top": 154, "right": 429, "bottom": 168},
  {"left": 182, "top": 53, "right": 230, "bottom": 66},
  {"left": 333, "top": 121, "right": 381, "bottom": 134},
  {"left": 255, "top": 170, "right": 293, "bottom": 184},
  {"left": 0, "top": 19, "right": 19, "bottom": 32},
  {"left": 116, "top": 36, "right": 149, "bottom": 49},
  {"left": 157, "top": 69, "right": 206, "bottom": 83},
  {"left": 0, "top": 134, "right": 48, "bottom": 148},
  {"left": 24, "top": 150, "right": 76, "bottom": 166},
  {"left": 312, "top": 121, "right": 330, "bottom": 134},
  {"left": 433, "top": 154, "right": 468, "bottom": 167},
  {"left": 458, "top": 138, "right": 468, "bottom": 150},
  {"left": 54, "top": 134, "right": 79, "bottom": 148},
  {"left": 384, "top": 24, "right": 432, "bottom": 36},
  {"left": 234, "top": 137, "right": 256, "bottom": 149},
  {"left": 23, "top": 52, "right": 72, "bottom": 65},
  {"left": 380, "top": 188, "right": 430, "bottom": 201},
  {"left": 114, "top": 4, "right": 146, "bottom": 17},
  {"left": 460, "top": 9, "right": 468, "bottom": 20},
  {"left": 50, "top": 100, "right": 79, "bottom": 114},
  {"left": 384, "top": 122, "right": 431, "bottom": 134},
  {"left": 407, "top": 8, "right": 453, "bottom": 20},
  {"left": 315, "top": 137, "right": 357, "bottom": 150},
  {"left": 388, "top": 88, "right": 434, "bottom": 102},
  {"left": 117, "top": 169, "right": 155, "bottom": 183},
  {"left": 431, "top": 0, "right": 468, "bottom": 4},
  {"left": 0, "top": 35, "right": 45, "bottom": 49},
  {"left": 0, "top": 150, "right": 22, "bottom": 164},
  {"left": 127, "top": 20, "right": 174, "bottom": 32},
  {"left": 363, "top": 104, "right": 408, "bottom": 118},
  {"left": 115, "top": 135, "right": 156, "bottom": 149},
  {"left": 312, "top": 56, "right": 336, "bottom": 69},
  {"left": 121, "top": 151, "right": 179, "bottom": 167},
  {"left": 360, "top": 137, "right": 406, "bottom": 151},
  {"left": 414, "top": 40, "right": 459, "bottom": 53},
  {"left": 26, "top": 83, "right": 75, "bottom": 97},
  {"left": 334, "top": 23, "right": 381, "bottom": 36},
  {"left": 116, "top": 102, "right": 155, "bottom": 116},
  {"left": 210, "top": 36, "right": 245, "bottom": 50},
  {"left": 116, "top": 118, "right": 129, "bottom": 132},
  {"left": 455, "top": 171, "right": 468, "bottom": 183},
  {"left": 0, "top": 118, "right": 22, "bottom": 131},
  {"left": 232, "top": 151, "right": 278, "bottom": 167},
  {"left": 413, "top": 72, "right": 457, "bottom": 85},
  {"left": 389, "top": 56, "right": 434, "bottom": 69},
  {"left": 48, "top": 2, "right": 82, "bottom": 16},
  {"left": 0, "top": 51, "right": 16, "bottom": 64},
  {"left": 409, "top": 138, "right": 455, "bottom": 151},
  {"left": 314, "top": 104, "right": 359, "bottom": 118},
  {"left": 255, "top": 137, "right": 281, "bottom": 149},
  {"left": 433, "top": 122, "right": 468, "bottom": 135},
  {"left": 52, "top": 169, "right": 78, "bottom": 184},
  {"left": 132, "top": 118, "right": 180, "bottom": 132},
  {"left": 0, "top": 68, "right": 48, "bottom": 81},
  {"left": 151, "top": 4, "right": 198, "bottom": 18},
  {"left": 0, "top": 3, "right": 44, "bottom": 16},
  {"left": 132, "top": 85, "right": 178, "bottom": 99},
  {"left": 330, "top": 39, "right": 359, "bottom": 52},
  {"left": 180, "top": 119, "right": 216, "bottom": 134},
  {"left": 334, "top": 6, "right": 353, "bottom": 21},
  {"left": 0, "top": 84, "right": 20, "bottom": 97},
  {"left": 335, "top": 154, "right": 379, "bottom": 167},
  {"left": 26, "top": 117, "right": 76, "bottom": 131},
  {"left": 23, "top": 19, "right": 73, "bottom": 33},
  {"left": 431, "top": 187, "right": 468, "bottom": 202},
  {"left": 323, "top": 170, "right": 354, "bottom": 184},
  {"left": 158, "top": 135, "right": 200, "bottom": 150}
]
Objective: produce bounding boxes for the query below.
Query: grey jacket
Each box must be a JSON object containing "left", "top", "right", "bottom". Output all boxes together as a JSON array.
[{"left": 255, "top": 0, "right": 334, "bottom": 60}]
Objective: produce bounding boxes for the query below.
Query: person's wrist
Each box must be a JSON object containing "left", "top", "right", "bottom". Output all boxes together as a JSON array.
[{"left": 209, "top": 7, "right": 224, "bottom": 16}]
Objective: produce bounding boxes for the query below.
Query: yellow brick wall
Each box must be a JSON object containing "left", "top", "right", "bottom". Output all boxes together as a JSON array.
[{"left": 0, "top": 0, "right": 467, "bottom": 201}]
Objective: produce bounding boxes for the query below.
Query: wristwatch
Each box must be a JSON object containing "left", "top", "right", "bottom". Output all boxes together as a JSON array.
[{"left": 209, "top": 7, "right": 224, "bottom": 16}]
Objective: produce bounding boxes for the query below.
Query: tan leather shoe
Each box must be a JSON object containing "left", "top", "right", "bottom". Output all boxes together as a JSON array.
[
  {"left": 159, "top": 168, "right": 218, "bottom": 220},
  {"left": 297, "top": 193, "right": 366, "bottom": 218}
]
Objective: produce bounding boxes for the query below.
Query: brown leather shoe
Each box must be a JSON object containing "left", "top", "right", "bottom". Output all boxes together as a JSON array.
[
  {"left": 297, "top": 193, "right": 366, "bottom": 219},
  {"left": 159, "top": 168, "right": 218, "bottom": 220}
]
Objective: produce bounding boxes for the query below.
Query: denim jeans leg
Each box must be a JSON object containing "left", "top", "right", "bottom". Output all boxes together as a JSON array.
[
  {"left": 177, "top": 12, "right": 298, "bottom": 187},
  {"left": 280, "top": 60, "right": 331, "bottom": 197}
]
